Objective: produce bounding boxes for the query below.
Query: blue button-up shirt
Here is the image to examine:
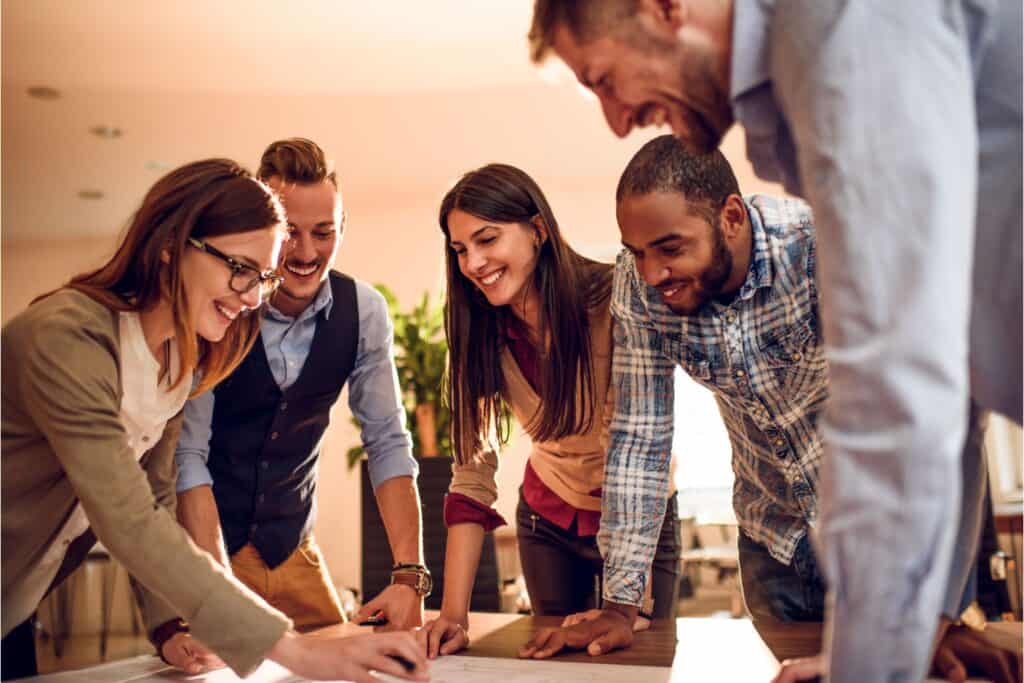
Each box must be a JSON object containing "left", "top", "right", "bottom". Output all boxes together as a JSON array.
[
  {"left": 600, "top": 195, "right": 824, "bottom": 606},
  {"left": 726, "top": 2, "right": 1021, "bottom": 681},
  {"left": 176, "top": 278, "right": 416, "bottom": 493}
]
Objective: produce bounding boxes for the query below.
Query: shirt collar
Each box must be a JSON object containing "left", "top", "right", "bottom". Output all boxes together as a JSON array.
[
  {"left": 735, "top": 198, "right": 774, "bottom": 301},
  {"left": 264, "top": 277, "right": 334, "bottom": 322},
  {"left": 729, "top": 0, "right": 774, "bottom": 101}
]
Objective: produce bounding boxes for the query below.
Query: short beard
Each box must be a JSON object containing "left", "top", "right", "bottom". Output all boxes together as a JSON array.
[{"left": 674, "top": 218, "right": 733, "bottom": 314}]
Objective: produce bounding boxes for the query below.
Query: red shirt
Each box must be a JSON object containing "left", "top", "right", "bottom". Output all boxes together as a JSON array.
[{"left": 443, "top": 316, "right": 601, "bottom": 537}]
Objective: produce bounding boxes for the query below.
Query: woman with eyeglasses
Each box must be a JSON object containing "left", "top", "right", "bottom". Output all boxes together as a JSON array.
[
  {"left": 421, "top": 164, "right": 681, "bottom": 658},
  {"left": 0, "top": 159, "right": 427, "bottom": 682}
]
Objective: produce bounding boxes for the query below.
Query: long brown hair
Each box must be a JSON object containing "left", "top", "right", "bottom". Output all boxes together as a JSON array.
[
  {"left": 439, "top": 163, "right": 612, "bottom": 464},
  {"left": 64, "top": 158, "right": 285, "bottom": 396}
]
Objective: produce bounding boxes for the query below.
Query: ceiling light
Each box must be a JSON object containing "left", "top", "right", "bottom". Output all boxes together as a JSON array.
[
  {"left": 90, "top": 125, "right": 123, "bottom": 139},
  {"left": 78, "top": 189, "right": 105, "bottom": 200},
  {"left": 27, "top": 86, "right": 60, "bottom": 100}
]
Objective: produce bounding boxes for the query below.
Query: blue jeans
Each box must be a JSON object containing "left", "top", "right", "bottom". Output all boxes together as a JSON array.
[{"left": 738, "top": 530, "right": 825, "bottom": 630}]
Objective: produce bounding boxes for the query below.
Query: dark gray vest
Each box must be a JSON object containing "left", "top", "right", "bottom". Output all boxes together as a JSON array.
[{"left": 209, "top": 271, "right": 358, "bottom": 568}]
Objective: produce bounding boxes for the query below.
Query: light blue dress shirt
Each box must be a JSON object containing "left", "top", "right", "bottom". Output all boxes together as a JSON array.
[
  {"left": 176, "top": 277, "right": 416, "bottom": 494},
  {"left": 730, "top": 1, "right": 1021, "bottom": 681}
]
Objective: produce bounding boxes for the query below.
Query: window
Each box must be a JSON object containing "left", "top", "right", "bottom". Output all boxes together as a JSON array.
[{"left": 672, "top": 368, "right": 735, "bottom": 524}]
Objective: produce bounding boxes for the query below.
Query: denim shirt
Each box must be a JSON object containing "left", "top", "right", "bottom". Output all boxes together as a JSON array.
[
  {"left": 600, "top": 195, "right": 824, "bottom": 607},
  {"left": 176, "top": 277, "right": 416, "bottom": 493}
]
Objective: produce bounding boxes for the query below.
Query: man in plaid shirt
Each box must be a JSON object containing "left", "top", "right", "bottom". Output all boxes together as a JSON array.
[
  {"left": 520, "top": 134, "right": 828, "bottom": 659},
  {"left": 609, "top": 135, "right": 826, "bottom": 645},
  {"left": 522, "top": 135, "right": 987, "bottom": 667}
]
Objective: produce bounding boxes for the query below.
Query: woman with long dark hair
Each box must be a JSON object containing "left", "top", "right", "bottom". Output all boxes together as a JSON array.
[
  {"left": 1, "top": 159, "right": 426, "bottom": 682},
  {"left": 422, "top": 163, "right": 680, "bottom": 657}
]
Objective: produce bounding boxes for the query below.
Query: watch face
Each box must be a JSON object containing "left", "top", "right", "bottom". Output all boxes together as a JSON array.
[{"left": 420, "top": 572, "right": 433, "bottom": 597}]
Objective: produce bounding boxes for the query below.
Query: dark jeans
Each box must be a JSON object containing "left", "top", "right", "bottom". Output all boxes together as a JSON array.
[
  {"left": 516, "top": 490, "right": 681, "bottom": 618},
  {"left": 1, "top": 616, "right": 38, "bottom": 680},
  {"left": 738, "top": 530, "right": 825, "bottom": 655}
]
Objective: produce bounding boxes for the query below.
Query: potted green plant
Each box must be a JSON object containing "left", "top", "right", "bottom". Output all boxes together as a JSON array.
[{"left": 347, "top": 285, "right": 450, "bottom": 467}]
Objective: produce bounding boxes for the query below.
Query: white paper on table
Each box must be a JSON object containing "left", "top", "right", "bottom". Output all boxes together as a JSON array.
[{"left": 375, "top": 656, "right": 671, "bottom": 683}]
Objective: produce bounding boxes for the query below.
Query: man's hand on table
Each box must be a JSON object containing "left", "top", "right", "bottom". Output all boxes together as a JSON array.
[
  {"left": 355, "top": 583, "right": 424, "bottom": 631},
  {"left": 422, "top": 611, "right": 471, "bottom": 658},
  {"left": 268, "top": 630, "right": 428, "bottom": 683},
  {"left": 930, "top": 619, "right": 1022, "bottom": 683},
  {"left": 518, "top": 603, "right": 637, "bottom": 659},
  {"left": 562, "top": 608, "right": 652, "bottom": 633},
  {"left": 161, "top": 632, "right": 225, "bottom": 674},
  {"left": 771, "top": 617, "right": 1022, "bottom": 683},
  {"left": 770, "top": 653, "right": 824, "bottom": 683}
]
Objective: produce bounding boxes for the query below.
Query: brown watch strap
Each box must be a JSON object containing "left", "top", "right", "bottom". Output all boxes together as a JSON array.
[
  {"left": 151, "top": 617, "right": 189, "bottom": 662},
  {"left": 390, "top": 572, "right": 420, "bottom": 590}
]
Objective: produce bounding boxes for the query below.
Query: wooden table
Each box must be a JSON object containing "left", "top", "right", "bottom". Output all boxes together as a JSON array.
[
  {"left": 23, "top": 612, "right": 1022, "bottom": 682},
  {"left": 461, "top": 612, "right": 805, "bottom": 678}
]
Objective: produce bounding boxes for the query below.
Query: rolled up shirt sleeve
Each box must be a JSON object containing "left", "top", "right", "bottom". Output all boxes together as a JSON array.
[
  {"left": 174, "top": 389, "right": 215, "bottom": 493},
  {"left": 600, "top": 272, "right": 676, "bottom": 607},
  {"left": 349, "top": 283, "right": 417, "bottom": 490}
]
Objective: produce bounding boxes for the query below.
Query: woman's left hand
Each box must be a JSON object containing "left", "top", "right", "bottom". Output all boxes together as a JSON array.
[{"left": 161, "top": 632, "right": 225, "bottom": 674}]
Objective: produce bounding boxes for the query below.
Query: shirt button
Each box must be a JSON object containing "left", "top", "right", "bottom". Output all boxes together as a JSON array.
[
  {"left": 270, "top": 432, "right": 279, "bottom": 440},
  {"left": 726, "top": 312, "right": 737, "bottom": 322},
  {"left": 280, "top": 401, "right": 288, "bottom": 411},
  {"left": 261, "top": 460, "right": 269, "bottom": 469},
  {"left": 735, "top": 369, "right": 746, "bottom": 378},
  {"left": 775, "top": 438, "right": 785, "bottom": 447},
  {"left": 791, "top": 353, "right": 802, "bottom": 361}
]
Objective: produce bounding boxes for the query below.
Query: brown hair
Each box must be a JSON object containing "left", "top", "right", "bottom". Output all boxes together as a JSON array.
[
  {"left": 257, "top": 137, "right": 337, "bottom": 188},
  {"left": 439, "top": 163, "right": 613, "bottom": 465},
  {"left": 528, "top": 0, "right": 637, "bottom": 62},
  {"left": 64, "top": 158, "right": 285, "bottom": 396}
]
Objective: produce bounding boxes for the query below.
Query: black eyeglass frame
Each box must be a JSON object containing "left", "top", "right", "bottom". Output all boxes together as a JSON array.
[{"left": 186, "top": 237, "right": 283, "bottom": 300}]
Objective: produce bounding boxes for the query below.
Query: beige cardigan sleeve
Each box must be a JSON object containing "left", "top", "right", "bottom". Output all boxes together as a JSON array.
[
  {"left": 129, "top": 412, "right": 186, "bottom": 635},
  {"left": 449, "top": 447, "right": 501, "bottom": 508},
  {"left": 16, "top": 309, "right": 290, "bottom": 677}
]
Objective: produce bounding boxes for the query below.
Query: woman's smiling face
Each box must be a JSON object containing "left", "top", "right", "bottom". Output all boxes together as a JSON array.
[{"left": 446, "top": 208, "right": 543, "bottom": 309}]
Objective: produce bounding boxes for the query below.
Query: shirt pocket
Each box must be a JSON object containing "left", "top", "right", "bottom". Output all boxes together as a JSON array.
[
  {"left": 759, "top": 319, "right": 827, "bottom": 398},
  {"left": 659, "top": 334, "right": 713, "bottom": 384}
]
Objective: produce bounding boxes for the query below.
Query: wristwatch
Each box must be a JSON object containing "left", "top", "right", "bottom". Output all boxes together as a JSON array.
[
  {"left": 151, "top": 617, "right": 189, "bottom": 663},
  {"left": 390, "top": 562, "right": 433, "bottom": 597}
]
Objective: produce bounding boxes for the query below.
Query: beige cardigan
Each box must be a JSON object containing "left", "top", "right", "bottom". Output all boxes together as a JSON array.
[
  {"left": 1, "top": 290, "right": 290, "bottom": 676},
  {"left": 449, "top": 301, "right": 615, "bottom": 511}
]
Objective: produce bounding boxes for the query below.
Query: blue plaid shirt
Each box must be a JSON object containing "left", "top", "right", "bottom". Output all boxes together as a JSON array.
[{"left": 600, "top": 195, "right": 826, "bottom": 606}]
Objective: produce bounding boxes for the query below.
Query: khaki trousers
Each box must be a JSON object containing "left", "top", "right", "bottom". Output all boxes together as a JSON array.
[{"left": 230, "top": 536, "right": 346, "bottom": 632}]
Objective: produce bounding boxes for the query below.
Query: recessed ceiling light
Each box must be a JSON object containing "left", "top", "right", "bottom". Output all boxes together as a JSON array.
[
  {"left": 90, "top": 125, "right": 123, "bottom": 139},
  {"left": 78, "top": 189, "right": 105, "bottom": 200},
  {"left": 27, "top": 86, "right": 60, "bottom": 100}
]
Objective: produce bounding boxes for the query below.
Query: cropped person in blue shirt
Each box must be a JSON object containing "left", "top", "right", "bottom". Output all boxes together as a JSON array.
[
  {"left": 171, "top": 139, "right": 426, "bottom": 671},
  {"left": 527, "top": 2, "right": 1021, "bottom": 681}
]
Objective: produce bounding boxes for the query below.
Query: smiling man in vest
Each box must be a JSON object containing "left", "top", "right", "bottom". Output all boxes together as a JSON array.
[{"left": 161, "top": 139, "right": 427, "bottom": 671}]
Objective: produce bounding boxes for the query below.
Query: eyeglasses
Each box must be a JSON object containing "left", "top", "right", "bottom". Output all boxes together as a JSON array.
[{"left": 186, "top": 237, "right": 283, "bottom": 302}]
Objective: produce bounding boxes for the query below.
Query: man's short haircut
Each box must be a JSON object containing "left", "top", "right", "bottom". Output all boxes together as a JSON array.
[
  {"left": 257, "top": 137, "right": 337, "bottom": 188},
  {"left": 616, "top": 134, "right": 741, "bottom": 221},
  {"left": 528, "top": 0, "right": 638, "bottom": 63}
]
